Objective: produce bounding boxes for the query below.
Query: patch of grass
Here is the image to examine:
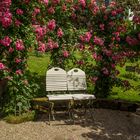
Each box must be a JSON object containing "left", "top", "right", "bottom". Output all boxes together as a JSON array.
[
  {"left": 109, "top": 87, "right": 140, "bottom": 103},
  {"left": 4, "top": 111, "right": 35, "bottom": 124},
  {"left": 28, "top": 52, "right": 50, "bottom": 75}
]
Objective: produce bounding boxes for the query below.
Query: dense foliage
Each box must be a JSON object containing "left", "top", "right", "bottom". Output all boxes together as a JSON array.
[{"left": 0, "top": 0, "right": 139, "bottom": 115}]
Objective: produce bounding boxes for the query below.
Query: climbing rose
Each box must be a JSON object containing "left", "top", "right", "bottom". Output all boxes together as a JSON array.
[
  {"left": 63, "top": 50, "right": 69, "bottom": 58},
  {"left": 57, "top": 28, "right": 63, "bottom": 37},
  {"left": 0, "top": 63, "right": 5, "bottom": 70},
  {"left": 43, "top": 0, "right": 49, "bottom": 5},
  {"left": 15, "top": 58, "right": 22, "bottom": 63},
  {"left": 78, "top": 0, "right": 86, "bottom": 7},
  {"left": 34, "top": 25, "right": 46, "bottom": 39},
  {"left": 52, "top": 0, "right": 60, "bottom": 4},
  {"left": 62, "top": 4, "right": 67, "bottom": 11},
  {"left": 47, "top": 19, "right": 56, "bottom": 31},
  {"left": 126, "top": 36, "right": 139, "bottom": 46},
  {"left": 92, "top": 53, "right": 102, "bottom": 61},
  {"left": 111, "top": 10, "right": 117, "bottom": 16},
  {"left": 48, "top": 7, "right": 55, "bottom": 14},
  {"left": 102, "top": 67, "right": 109, "bottom": 75},
  {"left": 1, "top": 0, "right": 12, "bottom": 7},
  {"left": 16, "top": 9, "right": 23, "bottom": 15},
  {"left": 46, "top": 39, "right": 58, "bottom": 50},
  {"left": 94, "top": 36, "right": 104, "bottom": 46},
  {"left": 33, "top": 8, "right": 40, "bottom": 16},
  {"left": 8, "top": 47, "right": 14, "bottom": 53},
  {"left": 15, "top": 19, "right": 22, "bottom": 27},
  {"left": 38, "top": 41, "right": 46, "bottom": 52},
  {"left": 1, "top": 11, "right": 12, "bottom": 28},
  {"left": 0, "top": 36, "right": 12, "bottom": 47},
  {"left": 15, "top": 39, "right": 25, "bottom": 51},
  {"left": 99, "top": 24, "right": 105, "bottom": 31},
  {"left": 80, "top": 32, "right": 92, "bottom": 42},
  {"left": 16, "top": 69, "right": 22, "bottom": 75}
]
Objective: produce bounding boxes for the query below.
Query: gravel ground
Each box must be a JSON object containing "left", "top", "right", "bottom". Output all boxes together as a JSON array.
[{"left": 0, "top": 109, "right": 140, "bottom": 140}]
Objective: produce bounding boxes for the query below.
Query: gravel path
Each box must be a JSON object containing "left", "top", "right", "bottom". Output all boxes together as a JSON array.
[{"left": 0, "top": 109, "right": 140, "bottom": 140}]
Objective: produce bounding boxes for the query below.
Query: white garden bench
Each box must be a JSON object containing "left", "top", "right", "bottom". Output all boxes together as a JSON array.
[{"left": 46, "top": 67, "right": 96, "bottom": 122}]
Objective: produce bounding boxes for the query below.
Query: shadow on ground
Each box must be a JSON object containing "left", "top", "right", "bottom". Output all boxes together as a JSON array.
[{"left": 35, "top": 109, "right": 140, "bottom": 140}]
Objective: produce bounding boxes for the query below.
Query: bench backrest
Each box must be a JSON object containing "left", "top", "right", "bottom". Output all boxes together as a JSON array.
[
  {"left": 67, "top": 68, "right": 87, "bottom": 91},
  {"left": 46, "top": 67, "right": 87, "bottom": 93},
  {"left": 46, "top": 67, "right": 67, "bottom": 92}
]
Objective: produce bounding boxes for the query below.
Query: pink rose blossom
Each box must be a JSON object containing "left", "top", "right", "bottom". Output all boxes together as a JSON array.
[
  {"left": 43, "top": 0, "right": 49, "bottom": 5},
  {"left": 15, "top": 19, "right": 22, "bottom": 27},
  {"left": 109, "top": 21, "right": 115, "bottom": 27},
  {"left": 94, "top": 36, "right": 104, "bottom": 46},
  {"left": 6, "top": 76, "right": 13, "bottom": 81},
  {"left": 24, "top": 0, "right": 30, "bottom": 4},
  {"left": 93, "top": 6, "right": 99, "bottom": 15},
  {"left": 37, "top": 41, "right": 46, "bottom": 52},
  {"left": 15, "top": 39, "right": 25, "bottom": 51},
  {"left": 71, "top": 13, "right": 76, "bottom": 19},
  {"left": 16, "top": 69, "right": 22, "bottom": 75},
  {"left": 63, "top": 50, "right": 69, "bottom": 58},
  {"left": 53, "top": 42, "right": 59, "bottom": 48},
  {"left": 80, "top": 32, "right": 92, "bottom": 42},
  {"left": 102, "top": 67, "right": 109, "bottom": 75},
  {"left": 133, "top": 15, "right": 140, "bottom": 25},
  {"left": 77, "top": 60, "right": 84, "bottom": 65},
  {"left": 109, "top": 1, "right": 116, "bottom": 7},
  {"left": 48, "top": 7, "right": 55, "bottom": 14},
  {"left": 78, "top": 0, "right": 86, "bottom": 7},
  {"left": 46, "top": 39, "right": 58, "bottom": 50},
  {"left": 33, "top": 8, "right": 40, "bottom": 16},
  {"left": 0, "top": 36, "right": 12, "bottom": 47},
  {"left": 111, "top": 64, "right": 115, "bottom": 69},
  {"left": 104, "top": 15, "right": 108, "bottom": 20},
  {"left": 34, "top": 25, "right": 46, "bottom": 39},
  {"left": 1, "top": 11, "right": 12, "bottom": 28},
  {"left": 47, "top": 19, "right": 56, "bottom": 30},
  {"left": 92, "top": 53, "right": 102, "bottom": 61},
  {"left": 15, "top": 58, "right": 22, "bottom": 63},
  {"left": 99, "top": 24, "right": 104, "bottom": 31},
  {"left": 0, "top": 63, "right": 5, "bottom": 70},
  {"left": 79, "top": 44, "right": 85, "bottom": 51},
  {"left": 52, "top": 0, "right": 60, "bottom": 4},
  {"left": 57, "top": 28, "right": 63, "bottom": 37},
  {"left": 62, "top": 4, "right": 67, "bottom": 11},
  {"left": 1, "top": 0, "right": 12, "bottom": 8},
  {"left": 8, "top": 47, "right": 14, "bottom": 53},
  {"left": 16, "top": 9, "right": 23, "bottom": 15},
  {"left": 103, "top": 49, "right": 112, "bottom": 57},
  {"left": 126, "top": 36, "right": 139, "bottom": 46},
  {"left": 111, "top": 10, "right": 117, "bottom": 16}
]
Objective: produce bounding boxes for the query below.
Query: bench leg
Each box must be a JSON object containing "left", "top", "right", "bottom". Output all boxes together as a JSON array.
[{"left": 48, "top": 113, "right": 51, "bottom": 125}]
